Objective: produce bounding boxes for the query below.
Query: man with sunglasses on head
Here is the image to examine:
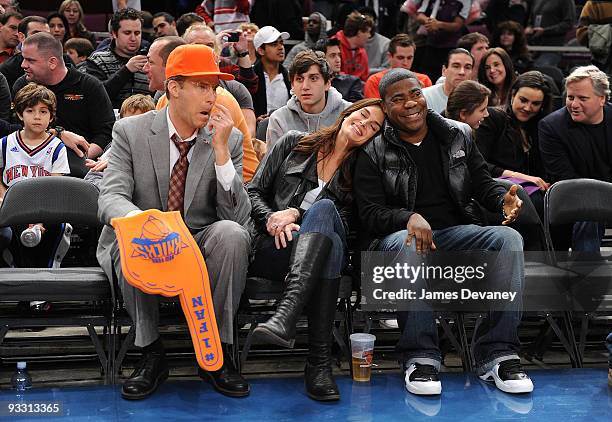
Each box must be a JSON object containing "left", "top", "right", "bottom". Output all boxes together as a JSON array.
[{"left": 97, "top": 43, "right": 252, "bottom": 401}]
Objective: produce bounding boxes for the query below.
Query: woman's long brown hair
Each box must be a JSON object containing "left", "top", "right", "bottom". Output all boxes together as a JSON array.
[{"left": 293, "top": 98, "right": 383, "bottom": 191}]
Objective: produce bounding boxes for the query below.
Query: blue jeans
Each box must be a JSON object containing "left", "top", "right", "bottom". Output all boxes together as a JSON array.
[
  {"left": 249, "top": 199, "right": 346, "bottom": 280},
  {"left": 299, "top": 199, "right": 346, "bottom": 278},
  {"left": 0, "top": 226, "right": 11, "bottom": 248},
  {"left": 606, "top": 332, "right": 612, "bottom": 368},
  {"left": 377, "top": 224, "right": 524, "bottom": 374},
  {"left": 572, "top": 222, "right": 605, "bottom": 253}
]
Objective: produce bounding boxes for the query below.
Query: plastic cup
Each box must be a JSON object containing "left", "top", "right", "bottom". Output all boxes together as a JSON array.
[{"left": 350, "top": 333, "right": 376, "bottom": 382}]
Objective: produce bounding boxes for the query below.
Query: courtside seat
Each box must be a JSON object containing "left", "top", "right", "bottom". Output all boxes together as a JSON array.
[
  {"left": 543, "top": 178, "right": 612, "bottom": 365},
  {"left": 0, "top": 177, "right": 113, "bottom": 383},
  {"left": 0, "top": 268, "right": 109, "bottom": 301}
]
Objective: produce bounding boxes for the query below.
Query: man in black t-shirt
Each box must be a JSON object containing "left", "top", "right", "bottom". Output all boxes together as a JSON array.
[
  {"left": 539, "top": 65, "right": 612, "bottom": 252},
  {"left": 13, "top": 33, "right": 115, "bottom": 176},
  {"left": 353, "top": 69, "right": 533, "bottom": 397}
]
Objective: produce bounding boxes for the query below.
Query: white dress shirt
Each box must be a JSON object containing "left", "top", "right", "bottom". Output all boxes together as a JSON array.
[
  {"left": 166, "top": 111, "right": 235, "bottom": 192},
  {"left": 264, "top": 71, "right": 289, "bottom": 113},
  {"left": 124, "top": 112, "right": 238, "bottom": 218}
]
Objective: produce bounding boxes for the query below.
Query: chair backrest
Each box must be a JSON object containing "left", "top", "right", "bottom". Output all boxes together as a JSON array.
[
  {"left": 544, "top": 178, "right": 612, "bottom": 227},
  {"left": 0, "top": 177, "right": 100, "bottom": 227},
  {"left": 543, "top": 178, "right": 612, "bottom": 259},
  {"left": 256, "top": 117, "right": 270, "bottom": 142}
]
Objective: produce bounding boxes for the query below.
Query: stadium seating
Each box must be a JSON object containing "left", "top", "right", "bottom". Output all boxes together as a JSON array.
[{"left": 0, "top": 177, "right": 113, "bottom": 383}]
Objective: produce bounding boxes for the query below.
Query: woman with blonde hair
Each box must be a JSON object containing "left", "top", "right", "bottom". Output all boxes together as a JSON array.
[{"left": 59, "top": 0, "right": 96, "bottom": 47}]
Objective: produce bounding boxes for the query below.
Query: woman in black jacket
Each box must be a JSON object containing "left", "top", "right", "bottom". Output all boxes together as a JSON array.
[
  {"left": 247, "top": 98, "right": 384, "bottom": 401},
  {"left": 475, "top": 71, "right": 553, "bottom": 219}
]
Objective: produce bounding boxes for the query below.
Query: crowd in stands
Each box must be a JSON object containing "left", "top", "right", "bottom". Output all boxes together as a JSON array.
[{"left": 1, "top": 0, "right": 611, "bottom": 405}]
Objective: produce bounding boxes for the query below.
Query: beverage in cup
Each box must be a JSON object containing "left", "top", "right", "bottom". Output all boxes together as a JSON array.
[{"left": 350, "top": 333, "right": 376, "bottom": 382}]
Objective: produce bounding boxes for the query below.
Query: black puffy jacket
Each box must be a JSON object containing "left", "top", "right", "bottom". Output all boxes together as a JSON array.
[{"left": 354, "top": 111, "right": 507, "bottom": 249}]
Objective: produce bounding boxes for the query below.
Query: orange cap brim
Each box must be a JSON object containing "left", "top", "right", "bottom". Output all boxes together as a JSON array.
[{"left": 176, "top": 71, "right": 235, "bottom": 80}]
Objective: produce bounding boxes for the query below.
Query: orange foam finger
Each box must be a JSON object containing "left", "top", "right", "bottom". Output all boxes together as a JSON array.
[{"left": 111, "top": 209, "right": 223, "bottom": 371}]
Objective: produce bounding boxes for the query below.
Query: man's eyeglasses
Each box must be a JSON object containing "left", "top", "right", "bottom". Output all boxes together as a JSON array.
[{"left": 187, "top": 80, "right": 219, "bottom": 94}]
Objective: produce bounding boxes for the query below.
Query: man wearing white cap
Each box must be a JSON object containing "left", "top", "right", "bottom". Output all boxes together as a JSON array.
[{"left": 252, "top": 25, "right": 291, "bottom": 117}]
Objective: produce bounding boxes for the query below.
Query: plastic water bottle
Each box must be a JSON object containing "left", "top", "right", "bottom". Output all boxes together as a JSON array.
[
  {"left": 20, "top": 225, "right": 42, "bottom": 248},
  {"left": 11, "top": 362, "right": 32, "bottom": 392}
]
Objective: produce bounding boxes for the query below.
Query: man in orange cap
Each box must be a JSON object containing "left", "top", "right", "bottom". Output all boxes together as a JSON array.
[{"left": 97, "top": 43, "right": 252, "bottom": 400}]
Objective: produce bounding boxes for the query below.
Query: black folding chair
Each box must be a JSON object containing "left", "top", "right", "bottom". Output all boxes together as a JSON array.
[
  {"left": 0, "top": 177, "right": 113, "bottom": 383},
  {"left": 543, "top": 178, "right": 612, "bottom": 365}
]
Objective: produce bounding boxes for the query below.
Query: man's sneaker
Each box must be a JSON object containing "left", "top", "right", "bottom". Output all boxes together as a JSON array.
[
  {"left": 404, "top": 363, "right": 442, "bottom": 395},
  {"left": 479, "top": 359, "right": 533, "bottom": 394},
  {"left": 380, "top": 319, "right": 399, "bottom": 329}
]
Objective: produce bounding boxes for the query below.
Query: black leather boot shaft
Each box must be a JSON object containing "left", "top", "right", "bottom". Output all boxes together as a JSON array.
[
  {"left": 305, "top": 277, "right": 341, "bottom": 401},
  {"left": 252, "top": 232, "right": 333, "bottom": 348}
]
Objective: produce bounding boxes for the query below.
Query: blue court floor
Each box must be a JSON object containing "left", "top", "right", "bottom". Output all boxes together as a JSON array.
[{"left": 0, "top": 368, "right": 610, "bottom": 421}]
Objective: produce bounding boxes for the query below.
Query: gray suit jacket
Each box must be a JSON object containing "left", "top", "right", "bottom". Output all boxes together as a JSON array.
[{"left": 96, "top": 107, "right": 251, "bottom": 290}]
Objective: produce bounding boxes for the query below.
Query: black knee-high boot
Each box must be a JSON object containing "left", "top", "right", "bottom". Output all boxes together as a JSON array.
[
  {"left": 252, "top": 232, "right": 332, "bottom": 348},
  {"left": 305, "top": 277, "right": 341, "bottom": 401}
]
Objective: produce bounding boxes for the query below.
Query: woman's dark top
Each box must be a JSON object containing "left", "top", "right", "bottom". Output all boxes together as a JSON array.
[
  {"left": 475, "top": 106, "right": 546, "bottom": 178},
  {"left": 247, "top": 130, "right": 355, "bottom": 242}
]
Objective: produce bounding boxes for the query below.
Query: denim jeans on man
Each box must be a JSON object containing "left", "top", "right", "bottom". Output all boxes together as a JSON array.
[{"left": 377, "top": 224, "right": 524, "bottom": 375}]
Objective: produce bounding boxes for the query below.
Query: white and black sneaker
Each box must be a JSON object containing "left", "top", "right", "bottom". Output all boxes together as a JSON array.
[
  {"left": 404, "top": 363, "right": 442, "bottom": 395},
  {"left": 479, "top": 359, "right": 533, "bottom": 394}
]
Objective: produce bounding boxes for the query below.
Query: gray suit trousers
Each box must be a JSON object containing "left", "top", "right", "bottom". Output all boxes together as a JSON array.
[{"left": 111, "top": 220, "right": 250, "bottom": 348}]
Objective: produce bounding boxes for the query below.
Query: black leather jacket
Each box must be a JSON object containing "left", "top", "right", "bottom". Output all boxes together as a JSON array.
[
  {"left": 248, "top": 131, "right": 354, "bottom": 242},
  {"left": 354, "top": 111, "right": 507, "bottom": 249}
]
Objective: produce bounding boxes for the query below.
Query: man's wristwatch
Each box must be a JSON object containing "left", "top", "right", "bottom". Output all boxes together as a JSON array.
[
  {"left": 55, "top": 126, "right": 64, "bottom": 139},
  {"left": 235, "top": 50, "right": 249, "bottom": 58}
]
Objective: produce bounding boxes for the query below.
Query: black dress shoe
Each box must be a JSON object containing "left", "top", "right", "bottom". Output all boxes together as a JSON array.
[
  {"left": 198, "top": 358, "right": 250, "bottom": 397},
  {"left": 121, "top": 350, "right": 169, "bottom": 400}
]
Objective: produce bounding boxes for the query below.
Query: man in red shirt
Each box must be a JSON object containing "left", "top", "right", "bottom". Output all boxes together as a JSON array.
[
  {"left": 0, "top": 12, "right": 21, "bottom": 64},
  {"left": 332, "top": 11, "right": 373, "bottom": 82},
  {"left": 365, "top": 34, "right": 432, "bottom": 98}
]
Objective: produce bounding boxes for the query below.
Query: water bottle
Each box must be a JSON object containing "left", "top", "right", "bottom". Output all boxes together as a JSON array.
[
  {"left": 11, "top": 362, "right": 32, "bottom": 392},
  {"left": 20, "top": 225, "right": 42, "bottom": 248}
]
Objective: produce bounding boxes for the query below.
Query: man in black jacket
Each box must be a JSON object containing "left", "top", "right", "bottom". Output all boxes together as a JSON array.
[
  {"left": 353, "top": 69, "right": 533, "bottom": 396},
  {"left": 0, "top": 15, "right": 49, "bottom": 90},
  {"left": 14, "top": 33, "right": 114, "bottom": 175},
  {"left": 539, "top": 65, "right": 612, "bottom": 253},
  {"left": 79, "top": 8, "right": 151, "bottom": 109},
  {"left": 315, "top": 37, "right": 364, "bottom": 103}
]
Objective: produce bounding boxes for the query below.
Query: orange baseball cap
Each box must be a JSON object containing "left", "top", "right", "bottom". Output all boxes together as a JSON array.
[{"left": 165, "top": 44, "right": 234, "bottom": 80}]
